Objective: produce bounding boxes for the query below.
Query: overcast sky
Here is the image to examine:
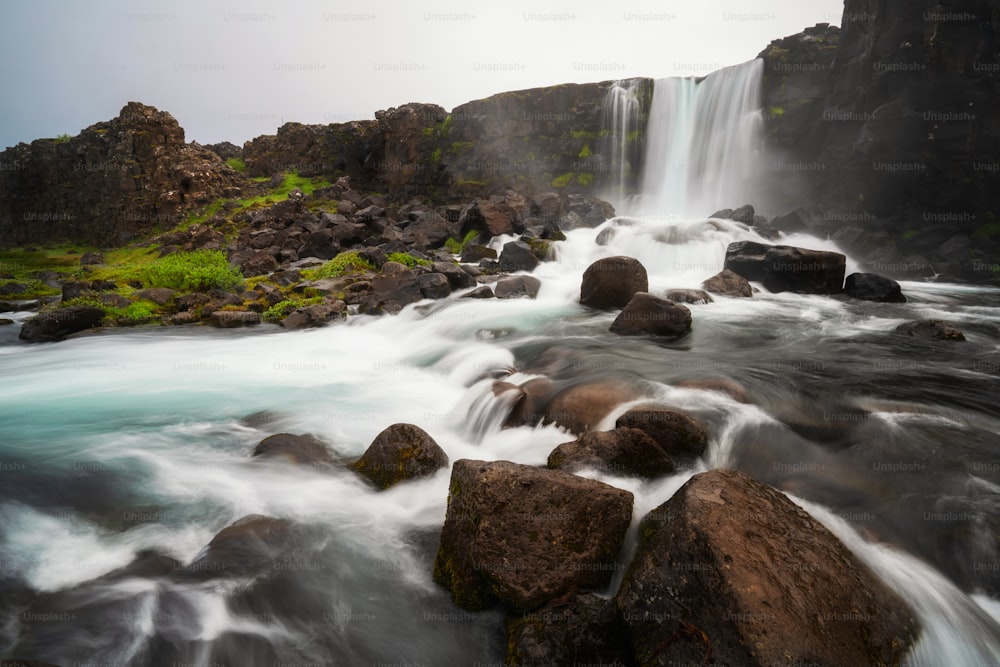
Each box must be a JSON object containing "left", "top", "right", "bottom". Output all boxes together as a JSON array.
[{"left": 0, "top": 0, "right": 845, "bottom": 150}]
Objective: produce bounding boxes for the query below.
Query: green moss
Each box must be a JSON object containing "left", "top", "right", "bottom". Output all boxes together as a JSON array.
[
  {"left": 769, "top": 106, "right": 785, "bottom": 117},
  {"left": 974, "top": 223, "right": 1000, "bottom": 238},
  {"left": 226, "top": 157, "right": 247, "bottom": 172},
  {"left": 551, "top": 172, "right": 594, "bottom": 188},
  {"left": 305, "top": 251, "right": 373, "bottom": 279},
  {"left": 431, "top": 147, "right": 442, "bottom": 165},
  {"left": 441, "top": 114, "right": 453, "bottom": 136},
  {"left": 261, "top": 297, "right": 322, "bottom": 322},
  {"left": 54, "top": 133, "right": 73, "bottom": 144},
  {"left": 386, "top": 252, "right": 431, "bottom": 268},
  {"left": 141, "top": 249, "right": 243, "bottom": 292},
  {"left": 578, "top": 144, "right": 592, "bottom": 159},
  {"left": 626, "top": 129, "right": 642, "bottom": 144},
  {"left": 449, "top": 141, "right": 474, "bottom": 154}
]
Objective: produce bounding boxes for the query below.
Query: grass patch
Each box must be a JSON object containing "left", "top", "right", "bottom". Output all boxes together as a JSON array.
[
  {"left": 444, "top": 230, "right": 480, "bottom": 254},
  {"left": 226, "top": 157, "right": 247, "bottom": 172},
  {"left": 305, "top": 251, "right": 373, "bottom": 280},
  {"left": 141, "top": 249, "right": 243, "bottom": 292},
  {"left": 261, "top": 296, "right": 324, "bottom": 322},
  {"left": 386, "top": 252, "right": 431, "bottom": 268}
]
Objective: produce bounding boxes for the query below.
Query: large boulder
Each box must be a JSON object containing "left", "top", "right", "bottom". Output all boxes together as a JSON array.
[
  {"left": 179, "top": 515, "right": 293, "bottom": 580},
  {"left": 505, "top": 594, "right": 634, "bottom": 667},
  {"left": 544, "top": 381, "right": 639, "bottom": 435},
  {"left": 498, "top": 241, "right": 540, "bottom": 273},
  {"left": 894, "top": 319, "right": 966, "bottom": 342},
  {"left": 358, "top": 269, "right": 423, "bottom": 315},
  {"left": 724, "top": 241, "right": 846, "bottom": 294},
  {"left": 844, "top": 273, "right": 906, "bottom": 303},
  {"left": 352, "top": 423, "right": 448, "bottom": 490},
  {"left": 609, "top": 293, "right": 692, "bottom": 338},
  {"left": 579, "top": 256, "right": 648, "bottom": 309},
  {"left": 702, "top": 269, "right": 753, "bottom": 298},
  {"left": 616, "top": 469, "right": 918, "bottom": 666},
  {"left": 251, "top": 433, "right": 336, "bottom": 467},
  {"left": 433, "top": 459, "right": 633, "bottom": 611},
  {"left": 547, "top": 427, "right": 675, "bottom": 479},
  {"left": 494, "top": 275, "right": 541, "bottom": 299},
  {"left": 615, "top": 407, "right": 708, "bottom": 459},
  {"left": 19, "top": 306, "right": 104, "bottom": 342}
]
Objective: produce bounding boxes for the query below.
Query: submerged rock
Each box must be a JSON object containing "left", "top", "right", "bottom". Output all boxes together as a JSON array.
[
  {"left": 616, "top": 469, "right": 919, "bottom": 666},
  {"left": 251, "top": 433, "right": 337, "bottom": 467},
  {"left": 894, "top": 319, "right": 966, "bottom": 341},
  {"left": 433, "top": 459, "right": 633, "bottom": 611},
  {"left": 179, "top": 515, "right": 293, "bottom": 580},
  {"left": 19, "top": 306, "right": 104, "bottom": 342}
]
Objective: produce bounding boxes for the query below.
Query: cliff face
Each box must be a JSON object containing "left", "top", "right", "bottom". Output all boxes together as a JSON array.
[
  {"left": 760, "top": 2, "right": 1000, "bottom": 279},
  {"left": 0, "top": 103, "right": 248, "bottom": 247}
]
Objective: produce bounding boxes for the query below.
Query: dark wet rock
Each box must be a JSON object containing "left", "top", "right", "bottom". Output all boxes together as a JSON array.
[
  {"left": 0, "top": 318, "right": 13, "bottom": 326},
  {"left": 894, "top": 319, "right": 966, "bottom": 341},
  {"left": 462, "top": 285, "right": 495, "bottom": 299},
  {"left": 494, "top": 275, "right": 541, "bottom": 299},
  {"left": 352, "top": 423, "right": 448, "bottom": 490},
  {"left": 251, "top": 433, "right": 336, "bottom": 467},
  {"left": 0, "top": 299, "right": 40, "bottom": 313},
  {"left": 101, "top": 549, "right": 181, "bottom": 580},
  {"left": 709, "top": 204, "right": 755, "bottom": 224},
  {"left": 19, "top": 306, "right": 104, "bottom": 342},
  {"left": 432, "top": 262, "right": 476, "bottom": 289},
  {"left": 358, "top": 269, "right": 422, "bottom": 315},
  {"left": 580, "top": 256, "right": 648, "bottom": 309},
  {"left": 844, "top": 273, "right": 906, "bottom": 303},
  {"left": 240, "top": 250, "right": 279, "bottom": 277},
  {"left": 280, "top": 300, "right": 346, "bottom": 330},
  {"left": 417, "top": 272, "right": 452, "bottom": 300},
  {"left": 134, "top": 287, "right": 176, "bottom": 306},
  {"left": 615, "top": 407, "right": 708, "bottom": 459},
  {"left": 179, "top": 515, "right": 292, "bottom": 580},
  {"left": 208, "top": 310, "right": 260, "bottom": 328},
  {"left": 565, "top": 194, "right": 615, "bottom": 228},
  {"left": 460, "top": 244, "right": 497, "bottom": 263},
  {"left": 664, "top": 288, "right": 713, "bottom": 305},
  {"left": 498, "top": 241, "right": 540, "bottom": 273},
  {"left": 460, "top": 199, "right": 517, "bottom": 237},
  {"left": 724, "top": 241, "right": 846, "bottom": 294},
  {"left": 702, "top": 268, "right": 753, "bottom": 298},
  {"left": 433, "top": 459, "right": 633, "bottom": 611},
  {"left": 175, "top": 292, "right": 210, "bottom": 312},
  {"left": 610, "top": 293, "right": 692, "bottom": 338},
  {"left": 675, "top": 378, "right": 751, "bottom": 403},
  {"left": 505, "top": 593, "right": 635, "bottom": 667},
  {"left": 544, "top": 381, "right": 639, "bottom": 435},
  {"left": 615, "top": 469, "right": 918, "bottom": 667},
  {"left": 548, "top": 427, "right": 675, "bottom": 479}
]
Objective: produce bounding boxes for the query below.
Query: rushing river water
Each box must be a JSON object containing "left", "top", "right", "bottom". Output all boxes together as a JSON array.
[{"left": 2, "top": 216, "right": 1000, "bottom": 665}]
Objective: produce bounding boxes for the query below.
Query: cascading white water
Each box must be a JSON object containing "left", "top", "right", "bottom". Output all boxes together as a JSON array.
[
  {"left": 638, "top": 59, "right": 764, "bottom": 216},
  {"left": 599, "top": 79, "right": 643, "bottom": 204}
]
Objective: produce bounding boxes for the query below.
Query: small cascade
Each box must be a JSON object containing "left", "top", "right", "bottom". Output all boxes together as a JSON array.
[
  {"left": 639, "top": 59, "right": 764, "bottom": 217},
  {"left": 599, "top": 79, "right": 644, "bottom": 204}
]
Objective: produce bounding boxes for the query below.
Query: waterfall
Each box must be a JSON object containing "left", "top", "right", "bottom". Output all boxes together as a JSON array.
[
  {"left": 639, "top": 59, "right": 764, "bottom": 217},
  {"left": 599, "top": 79, "right": 644, "bottom": 204}
]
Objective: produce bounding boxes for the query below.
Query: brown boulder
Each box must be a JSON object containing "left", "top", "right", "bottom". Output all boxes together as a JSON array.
[
  {"left": 251, "top": 433, "right": 336, "bottom": 467},
  {"left": 894, "top": 319, "right": 966, "bottom": 341},
  {"left": 615, "top": 469, "right": 918, "bottom": 666},
  {"left": 609, "top": 293, "right": 692, "bottom": 338},
  {"left": 702, "top": 268, "right": 753, "bottom": 297},
  {"left": 548, "top": 427, "right": 675, "bottom": 478},
  {"left": 615, "top": 407, "right": 708, "bottom": 458},
  {"left": 352, "top": 423, "right": 448, "bottom": 490},
  {"left": 664, "top": 288, "right": 713, "bottom": 304},
  {"left": 545, "top": 381, "right": 639, "bottom": 434},
  {"left": 494, "top": 275, "right": 541, "bottom": 299},
  {"left": 724, "top": 241, "right": 846, "bottom": 294},
  {"left": 580, "top": 256, "right": 648, "bottom": 309},
  {"left": 433, "top": 459, "right": 633, "bottom": 611},
  {"left": 208, "top": 310, "right": 260, "bottom": 328},
  {"left": 179, "top": 515, "right": 292, "bottom": 580},
  {"left": 19, "top": 306, "right": 104, "bottom": 342}
]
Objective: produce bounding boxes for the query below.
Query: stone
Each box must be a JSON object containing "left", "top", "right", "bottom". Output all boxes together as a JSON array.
[
  {"left": 615, "top": 469, "right": 918, "bottom": 666},
  {"left": 894, "top": 319, "right": 966, "bottom": 341},
  {"left": 251, "top": 433, "right": 336, "bottom": 467},
  {"left": 544, "top": 381, "right": 639, "bottom": 435},
  {"left": 547, "top": 427, "right": 675, "bottom": 478},
  {"left": 664, "top": 288, "right": 713, "bottom": 305},
  {"left": 609, "top": 292, "right": 692, "bottom": 338},
  {"left": 19, "top": 306, "right": 104, "bottom": 342},
  {"left": 134, "top": 288, "right": 176, "bottom": 306},
  {"left": 240, "top": 251, "right": 279, "bottom": 277},
  {"left": 844, "top": 273, "right": 906, "bottom": 303},
  {"left": 462, "top": 285, "right": 494, "bottom": 299},
  {"left": 208, "top": 310, "right": 260, "bottom": 328},
  {"left": 417, "top": 272, "right": 452, "bottom": 300},
  {"left": 179, "top": 515, "right": 292, "bottom": 580},
  {"left": 702, "top": 269, "right": 753, "bottom": 298},
  {"left": 724, "top": 241, "right": 846, "bottom": 294},
  {"left": 498, "top": 241, "right": 540, "bottom": 273},
  {"left": 359, "top": 269, "right": 423, "bottom": 315},
  {"left": 494, "top": 275, "right": 541, "bottom": 299},
  {"left": 433, "top": 459, "right": 633, "bottom": 611},
  {"left": 460, "top": 244, "right": 497, "bottom": 263},
  {"left": 79, "top": 252, "right": 105, "bottom": 266},
  {"left": 279, "top": 300, "right": 346, "bottom": 330},
  {"left": 615, "top": 407, "right": 708, "bottom": 458},
  {"left": 432, "top": 262, "right": 476, "bottom": 289},
  {"left": 352, "top": 423, "right": 448, "bottom": 490},
  {"left": 579, "top": 256, "right": 648, "bottom": 309}
]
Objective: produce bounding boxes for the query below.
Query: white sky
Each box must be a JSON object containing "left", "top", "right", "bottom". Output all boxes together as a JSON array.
[{"left": 0, "top": 0, "right": 845, "bottom": 149}]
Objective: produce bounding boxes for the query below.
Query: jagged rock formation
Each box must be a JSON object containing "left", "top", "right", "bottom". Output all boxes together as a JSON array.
[{"left": 0, "top": 102, "right": 250, "bottom": 246}]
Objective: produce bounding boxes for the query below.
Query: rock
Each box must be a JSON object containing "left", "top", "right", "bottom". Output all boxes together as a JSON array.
[
  {"left": 251, "top": 433, "right": 336, "bottom": 467},
  {"left": 170, "top": 311, "right": 199, "bottom": 325},
  {"left": 610, "top": 293, "right": 692, "bottom": 338},
  {"left": 494, "top": 275, "right": 541, "bottom": 299},
  {"left": 134, "top": 287, "right": 176, "bottom": 306},
  {"left": 498, "top": 241, "right": 540, "bottom": 273},
  {"left": 664, "top": 288, "right": 713, "bottom": 305},
  {"left": 615, "top": 469, "right": 918, "bottom": 666},
  {"left": 505, "top": 594, "right": 634, "bottom": 667},
  {"left": 702, "top": 269, "right": 753, "bottom": 298},
  {"left": 19, "top": 306, "right": 104, "bottom": 342},
  {"left": 462, "top": 285, "right": 494, "bottom": 299},
  {"left": 240, "top": 250, "right": 279, "bottom": 277},
  {"left": 175, "top": 292, "right": 210, "bottom": 312},
  {"left": 433, "top": 459, "right": 633, "bottom": 611},
  {"left": 579, "top": 256, "right": 648, "bottom": 309},
  {"left": 280, "top": 300, "right": 346, "bottom": 330},
  {"left": 417, "top": 272, "right": 452, "bottom": 300},
  {"left": 460, "top": 199, "right": 517, "bottom": 237},
  {"left": 402, "top": 210, "right": 455, "bottom": 249},
  {"left": 180, "top": 515, "right": 292, "bottom": 580},
  {"left": 548, "top": 427, "right": 675, "bottom": 478},
  {"left": 0, "top": 299, "right": 40, "bottom": 313},
  {"left": 844, "top": 273, "right": 906, "bottom": 303},
  {"left": 460, "top": 244, "right": 497, "bottom": 263},
  {"left": 565, "top": 194, "right": 615, "bottom": 227},
  {"left": 531, "top": 192, "right": 563, "bottom": 221},
  {"left": 615, "top": 407, "right": 708, "bottom": 459},
  {"left": 208, "top": 310, "right": 260, "bottom": 328},
  {"left": 359, "top": 270, "right": 422, "bottom": 315},
  {"left": 432, "top": 262, "right": 476, "bottom": 289},
  {"left": 0, "top": 319, "right": 13, "bottom": 326},
  {"left": 101, "top": 549, "right": 182, "bottom": 580},
  {"left": 352, "top": 423, "right": 448, "bottom": 490},
  {"left": 724, "top": 241, "right": 846, "bottom": 294},
  {"left": 61, "top": 280, "right": 92, "bottom": 301},
  {"left": 299, "top": 229, "right": 339, "bottom": 260},
  {"left": 709, "top": 204, "right": 755, "bottom": 224},
  {"left": 894, "top": 319, "right": 966, "bottom": 342},
  {"left": 544, "top": 381, "right": 639, "bottom": 435},
  {"left": 676, "top": 377, "right": 751, "bottom": 403},
  {"left": 79, "top": 251, "right": 105, "bottom": 266}
]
